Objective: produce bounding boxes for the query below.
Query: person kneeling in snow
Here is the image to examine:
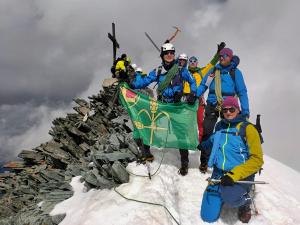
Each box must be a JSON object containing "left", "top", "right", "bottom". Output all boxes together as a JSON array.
[{"left": 199, "top": 96, "right": 263, "bottom": 223}]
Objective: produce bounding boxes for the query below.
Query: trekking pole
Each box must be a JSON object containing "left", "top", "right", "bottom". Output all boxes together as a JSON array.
[
  {"left": 145, "top": 32, "right": 160, "bottom": 53},
  {"left": 207, "top": 178, "right": 268, "bottom": 185}
]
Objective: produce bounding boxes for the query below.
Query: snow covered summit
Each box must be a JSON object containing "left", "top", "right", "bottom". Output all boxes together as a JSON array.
[{"left": 51, "top": 150, "right": 300, "bottom": 225}]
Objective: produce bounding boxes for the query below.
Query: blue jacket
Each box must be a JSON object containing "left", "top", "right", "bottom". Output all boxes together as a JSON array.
[
  {"left": 132, "top": 61, "right": 197, "bottom": 102},
  {"left": 200, "top": 115, "right": 263, "bottom": 181},
  {"left": 134, "top": 71, "right": 144, "bottom": 83},
  {"left": 196, "top": 63, "right": 249, "bottom": 116}
]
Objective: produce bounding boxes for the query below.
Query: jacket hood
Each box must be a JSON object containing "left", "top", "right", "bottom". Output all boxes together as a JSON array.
[{"left": 221, "top": 115, "right": 246, "bottom": 126}]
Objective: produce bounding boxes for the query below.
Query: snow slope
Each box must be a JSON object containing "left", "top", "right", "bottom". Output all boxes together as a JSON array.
[{"left": 51, "top": 149, "right": 300, "bottom": 225}]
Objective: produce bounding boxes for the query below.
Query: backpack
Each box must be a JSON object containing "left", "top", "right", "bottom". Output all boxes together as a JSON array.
[
  {"left": 238, "top": 114, "right": 264, "bottom": 145},
  {"left": 110, "top": 57, "right": 122, "bottom": 75}
]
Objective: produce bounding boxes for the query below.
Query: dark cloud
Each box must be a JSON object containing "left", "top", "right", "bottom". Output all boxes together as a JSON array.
[{"left": 0, "top": 0, "right": 300, "bottom": 171}]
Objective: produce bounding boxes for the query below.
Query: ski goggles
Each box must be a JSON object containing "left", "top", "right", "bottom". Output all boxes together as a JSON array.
[
  {"left": 220, "top": 54, "right": 229, "bottom": 59},
  {"left": 222, "top": 107, "right": 236, "bottom": 113},
  {"left": 189, "top": 59, "right": 197, "bottom": 63}
]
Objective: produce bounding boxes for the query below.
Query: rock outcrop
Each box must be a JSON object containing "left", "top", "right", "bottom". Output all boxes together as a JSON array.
[{"left": 0, "top": 81, "right": 140, "bottom": 225}]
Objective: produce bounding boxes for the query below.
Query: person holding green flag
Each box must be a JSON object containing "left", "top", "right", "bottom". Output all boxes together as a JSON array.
[{"left": 130, "top": 42, "right": 197, "bottom": 176}]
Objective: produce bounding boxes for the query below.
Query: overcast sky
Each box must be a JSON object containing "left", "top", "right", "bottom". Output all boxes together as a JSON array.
[{"left": 1, "top": 0, "right": 300, "bottom": 171}]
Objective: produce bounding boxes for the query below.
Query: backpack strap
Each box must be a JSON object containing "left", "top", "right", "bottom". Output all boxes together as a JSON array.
[
  {"left": 238, "top": 121, "right": 250, "bottom": 146},
  {"left": 237, "top": 120, "right": 264, "bottom": 176},
  {"left": 238, "top": 120, "right": 264, "bottom": 145}
]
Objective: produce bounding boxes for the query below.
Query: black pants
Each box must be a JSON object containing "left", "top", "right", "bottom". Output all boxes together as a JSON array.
[
  {"left": 200, "top": 104, "right": 220, "bottom": 165},
  {"left": 179, "top": 149, "right": 189, "bottom": 167}
]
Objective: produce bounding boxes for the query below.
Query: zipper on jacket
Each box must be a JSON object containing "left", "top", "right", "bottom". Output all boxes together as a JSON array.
[{"left": 222, "top": 123, "right": 231, "bottom": 170}]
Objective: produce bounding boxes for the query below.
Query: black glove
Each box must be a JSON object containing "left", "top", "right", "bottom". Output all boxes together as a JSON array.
[
  {"left": 220, "top": 175, "right": 234, "bottom": 186},
  {"left": 173, "top": 92, "right": 182, "bottom": 103},
  {"left": 187, "top": 93, "right": 197, "bottom": 105},
  {"left": 217, "top": 42, "right": 226, "bottom": 53}
]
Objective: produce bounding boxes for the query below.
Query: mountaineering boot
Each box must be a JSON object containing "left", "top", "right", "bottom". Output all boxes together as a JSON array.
[
  {"left": 238, "top": 204, "right": 251, "bottom": 223},
  {"left": 178, "top": 165, "right": 188, "bottom": 176},
  {"left": 199, "top": 162, "right": 208, "bottom": 173},
  {"left": 199, "top": 145, "right": 209, "bottom": 173},
  {"left": 137, "top": 153, "right": 154, "bottom": 164},
  {"left": 141, "top": 153, "right": 154, "bottom": 163},
  {"left": 139, "top": 144, "right": 154, "bottom": 164}
]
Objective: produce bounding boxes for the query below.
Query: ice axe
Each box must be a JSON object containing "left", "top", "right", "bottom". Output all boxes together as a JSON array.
[
  {"left": 145, "top": 32, "right": 160, "bottom": 53},
  {"left": 207, "top": 178, "right": 268, "bottom": 185},
  {"left": 167, "top": 26, "right": 181, "bottom": 43}
]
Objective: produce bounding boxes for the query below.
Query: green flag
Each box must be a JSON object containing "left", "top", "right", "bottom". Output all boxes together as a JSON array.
[{"left": 119, "top": 83, "right": 199, "bottom": 150}]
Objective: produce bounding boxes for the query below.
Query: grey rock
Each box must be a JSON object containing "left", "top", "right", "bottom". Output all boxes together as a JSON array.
[
  {"left": 51, "top": 213, "right": 66, "bottom": 224},
  {"left": 111, "top": 161, "right": 129, "bottom": 183},
  {"left": 73, "top": 106, "right": 90, "bottom": 116},
  {"left": 93, "top": 152, "right": 135, "bottom": 162},
  {"left": 73, "top": 98, "right": 89, "bottom": 107},
  {"left": 40, "top": 141, "right": 72, "bottom": 164},
  {"left": 18, "top": 150, "right": 45, "bottom": 164}
]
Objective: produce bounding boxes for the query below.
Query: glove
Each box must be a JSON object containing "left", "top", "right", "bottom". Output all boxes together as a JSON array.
[
  {"left": 220, "top": 175, "right": 234, "bottom": 186},
  {"left": 187, "top": 93, "right": 197, "bottom": 105},
  {"left": 173, "top": 92, "right": 182, "bottom": 103},
  {"left": 217, "top": 42, "right": 226, "bottom": 53}
]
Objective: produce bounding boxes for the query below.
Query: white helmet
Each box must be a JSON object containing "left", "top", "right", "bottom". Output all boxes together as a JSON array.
[
  {"left": 178, "top": 53, "right": 188, "bottom": 60},
  {"left": 136, "top": 67, "right": 143, "bottom": 72},
  {"left": 131, "top": 63, "right": 137, "bottom": 70},
  {"left": 161, "top": 43, "right": 175, "bottom": 52}
]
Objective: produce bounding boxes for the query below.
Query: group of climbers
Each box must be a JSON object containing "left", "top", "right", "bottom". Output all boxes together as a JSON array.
[{"left": 111, "top": 39, "right": 263, "bottom": 223}]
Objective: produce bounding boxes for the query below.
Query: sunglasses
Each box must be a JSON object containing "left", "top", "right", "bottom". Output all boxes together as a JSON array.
[
  {"left": 220, "top": 54, "right": 229, "bottom": 59},
  {"left": 163, "top": 50, "right": 175, "bottom": 56},
  {"left": 222, "top": 107, "right": 236, "bottom": 113},
  {"left": 189, "top": 60, "right": 197, "bottom": 63}
]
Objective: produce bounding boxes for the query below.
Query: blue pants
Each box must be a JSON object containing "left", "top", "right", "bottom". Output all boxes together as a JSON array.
[{"left": 212, "top": 168, "right": 254, "bottom": 208}]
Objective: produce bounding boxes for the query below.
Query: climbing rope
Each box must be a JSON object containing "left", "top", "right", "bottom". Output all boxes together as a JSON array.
[
  {"left": 114, "top": 185, "right": 180, "bottom": 225},
  {"left": 114, "top": 148, "right": 181, "bottom": 225}
]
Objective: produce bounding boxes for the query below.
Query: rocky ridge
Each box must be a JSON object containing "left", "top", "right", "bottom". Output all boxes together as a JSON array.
[{"left": 0, "top": 81, "right": 140, "bottom": 225}]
